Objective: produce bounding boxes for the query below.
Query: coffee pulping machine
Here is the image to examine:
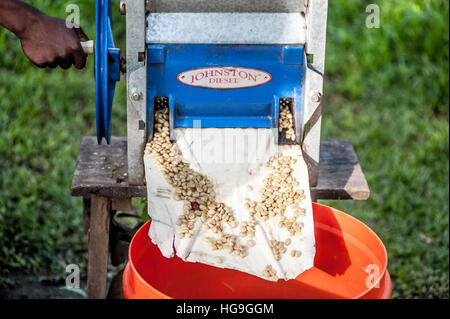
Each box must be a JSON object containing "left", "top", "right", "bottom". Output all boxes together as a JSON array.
[{"left": 91, "top": 0, "right": 328, "bottom": 186}]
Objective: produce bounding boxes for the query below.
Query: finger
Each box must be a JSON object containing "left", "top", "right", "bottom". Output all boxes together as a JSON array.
[
  {"left": 29, "top": 59, "right": 47, "bottom": 68},
  {"left": 59, "top": 56, "right": 73, "bottom": 70},
  {"left": 47, "top": 61, "right": 59, "bottom": 69},
  {"left": 34, "top": 62, "right": 48, "bottom": 69},
  {"left": 72, "top": 49, "right": 87, "bottom": 70},
  {"left": 71, "top": 29, "right": 88, "bottom": 69},
  {"left": 74, "top": 27, "right": 89, "bottom": 42}
]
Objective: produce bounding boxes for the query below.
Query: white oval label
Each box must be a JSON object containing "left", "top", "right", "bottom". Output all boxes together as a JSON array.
[{"left": 177, "top": 67, "right": 272, "bottom": 89}]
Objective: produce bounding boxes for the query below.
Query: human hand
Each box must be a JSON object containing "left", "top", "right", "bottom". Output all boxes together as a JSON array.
[{"left": 18, "top": 13, "right": 89, "bottom": 69}]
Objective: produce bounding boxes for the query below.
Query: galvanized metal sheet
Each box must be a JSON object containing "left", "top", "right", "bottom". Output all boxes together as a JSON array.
[
  {"left": 147, "top": 0, "right": 305, "bottom": 13},
  {"left": 146, "top": 13, "right": 306, "bottom": 44},
  {"left": 127, "top": 0, "right": 147, "bottom": 185},
  {"left": 302, "top": 0, "right": 329, "bottom": 186}
]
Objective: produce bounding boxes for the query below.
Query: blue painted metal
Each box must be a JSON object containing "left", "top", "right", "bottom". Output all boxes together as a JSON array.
[
  {"left": 146, "top": 44, "right": 304, "bottom": 140},
  {"left": 95, "top": 0, "right": 121, "bottom": 144},
  {"left": 283, "top": 46, "right": 304, "bottom": 66}
]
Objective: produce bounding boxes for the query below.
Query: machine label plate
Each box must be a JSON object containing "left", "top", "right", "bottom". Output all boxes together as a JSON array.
[{"left": 177, "top": 67, "right": 272, "bottom": 89}]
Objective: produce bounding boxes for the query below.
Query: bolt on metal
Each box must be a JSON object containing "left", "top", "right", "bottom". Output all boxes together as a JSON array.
[
  {"left": 131, "top": 91, "right": 143, "bottom": 101},
  {"left": 311, "top": 92, "right": 322, "bottom": 103},
  {"left": 119, "top": 0, "right": 126, "bottom": 15}
]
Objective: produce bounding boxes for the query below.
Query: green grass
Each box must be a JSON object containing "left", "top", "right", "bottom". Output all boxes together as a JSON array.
[
  {"left": 321, "top": 0, "right": 449, "bottom": 298},
  {"left": 0, "top": 0, "right": 448, "bottom": 298},
  {"left": 0, "top": 0, "right": 125, "bottom": 287}
]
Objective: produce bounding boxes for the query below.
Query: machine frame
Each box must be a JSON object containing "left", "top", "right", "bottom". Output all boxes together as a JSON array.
[{"left": 122, "top": 0, "right": 328, "bottom": 186}]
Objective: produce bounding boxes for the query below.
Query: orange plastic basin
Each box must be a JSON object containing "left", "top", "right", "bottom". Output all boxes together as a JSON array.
[{"left": 123, "top": 203, "right": 391, "bottom": 299}]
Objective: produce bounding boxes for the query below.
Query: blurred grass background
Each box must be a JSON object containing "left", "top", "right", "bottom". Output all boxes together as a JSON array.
[{"left": 0, "top": 0, "right": 448, "bottom": 298}]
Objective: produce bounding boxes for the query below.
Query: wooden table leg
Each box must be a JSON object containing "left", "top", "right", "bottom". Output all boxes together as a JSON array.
[
  {"left": 82, "top": 197, "right": 91, "bottom": 234},
  {"left": 87, "top": 195, "right": 111, "bottom": 299}
]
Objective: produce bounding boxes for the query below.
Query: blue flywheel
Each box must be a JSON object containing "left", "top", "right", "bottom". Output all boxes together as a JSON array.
[{"left": 95, "top": 0, "right": 120, "bottom": 144}]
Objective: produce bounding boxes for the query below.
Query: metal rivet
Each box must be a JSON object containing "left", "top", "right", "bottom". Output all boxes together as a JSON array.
[
  {"left": 131, "top": 91, "right": 143, "bottom": 101},
  {"left": 119, "top": 0, "right": 126, "bottom": 15},
  {"left": 311, "top": 92, "right": 321, "bottom": 103}
]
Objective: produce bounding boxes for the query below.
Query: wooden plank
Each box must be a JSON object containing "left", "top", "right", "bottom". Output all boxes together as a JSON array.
[
  {"left": 315, "top": 140, "right": 370, "bottom": 200},
  {"left": 82, "top": 197, "right": 91, "bottom": 235},
  {"left": 71, "top": 137, "right": 146, "bottom": 198},
  {"left": 72, "top": 136, "right": 369, "bottom": 200},
  {"left": 87, "top": 196, "right": 110, "bottom": 299}
]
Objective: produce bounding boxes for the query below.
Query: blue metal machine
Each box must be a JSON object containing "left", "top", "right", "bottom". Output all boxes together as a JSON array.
[
  {"left": 146, "top": 44, "right": 305, "bottom": 141},
  {"left": 92, "top": 0, "right": 328, "bottom": 186}
]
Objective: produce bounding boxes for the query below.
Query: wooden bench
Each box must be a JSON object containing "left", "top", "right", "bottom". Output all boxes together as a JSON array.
[{"left": 71, "top": 136, "right": 370, "bottom": 298}]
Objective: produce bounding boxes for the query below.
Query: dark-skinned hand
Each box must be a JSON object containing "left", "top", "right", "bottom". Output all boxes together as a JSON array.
[{"left": 18, "top": 13, "right": 89, "bottom": 69}]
